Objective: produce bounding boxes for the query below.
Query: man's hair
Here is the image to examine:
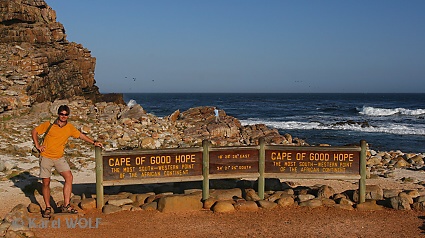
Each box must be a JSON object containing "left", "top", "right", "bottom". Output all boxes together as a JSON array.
[{"left": 57, "top": 105, "right": 70, "bottom": 114}]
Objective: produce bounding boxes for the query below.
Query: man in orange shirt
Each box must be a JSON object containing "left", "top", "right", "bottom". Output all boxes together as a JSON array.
[{"left": 32, "top": 105, "right": 102, "bottom": 218}]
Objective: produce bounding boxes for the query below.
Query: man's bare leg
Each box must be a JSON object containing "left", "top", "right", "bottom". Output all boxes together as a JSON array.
[
  {"left": 60, "top": 170, "right": 73, "bottom": 206},
  {"left": 41, "top": 178, "right": 51, "bottom": 208}
]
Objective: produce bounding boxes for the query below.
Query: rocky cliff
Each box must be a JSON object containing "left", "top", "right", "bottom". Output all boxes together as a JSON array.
[{"left": 0, "top": 0, "right": 105, "bottom": 113}]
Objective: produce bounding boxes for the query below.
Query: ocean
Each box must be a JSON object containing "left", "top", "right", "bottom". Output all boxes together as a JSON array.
[{"left": 123, "top": 93, "right": 425, "bottom": 153}]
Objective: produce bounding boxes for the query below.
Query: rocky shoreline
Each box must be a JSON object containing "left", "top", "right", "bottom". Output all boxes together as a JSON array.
[
  {"left": 1, "top": 98, "right": 425, "bottom": 237},
  {"left": 1, "top": 1, "right": 425, "bottom": 236}
]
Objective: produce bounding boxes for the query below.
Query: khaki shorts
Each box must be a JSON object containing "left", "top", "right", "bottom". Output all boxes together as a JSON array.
[{"left": 39, "top": 156, "right": 71, "bottom": 178}]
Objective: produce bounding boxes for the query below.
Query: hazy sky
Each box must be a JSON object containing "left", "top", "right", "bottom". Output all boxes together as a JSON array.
[{"left": 45, "top": 0, "right": 425, "bottom": 93}]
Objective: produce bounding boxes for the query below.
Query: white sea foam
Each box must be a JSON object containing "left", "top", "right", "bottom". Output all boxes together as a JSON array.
[
  {"left": 127, "top": 99, "right": 138, "bottom": 108},
  {"left": 241, "top": 119, "right": 425, "bottom": 136},
  {"left": 359, "top": 106, "right": 425, "bottom": 116}
]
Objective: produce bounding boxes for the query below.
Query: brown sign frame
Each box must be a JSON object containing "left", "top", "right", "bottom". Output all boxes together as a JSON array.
[{"left": 95, "top": 139, "right": 367, "bottom": 209}]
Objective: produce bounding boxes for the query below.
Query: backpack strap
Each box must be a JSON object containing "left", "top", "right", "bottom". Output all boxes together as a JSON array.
[{"left": 40, "top": 121, "right": 54, "bottom": 142}]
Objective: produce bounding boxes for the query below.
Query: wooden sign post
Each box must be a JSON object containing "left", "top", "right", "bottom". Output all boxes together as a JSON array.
[{"left": 95, "top": 139, "right": 367, "bottom": 208}]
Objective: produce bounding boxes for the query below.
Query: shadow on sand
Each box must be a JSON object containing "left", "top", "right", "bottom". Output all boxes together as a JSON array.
[
  {"left": 419, "top": 216, "right": 425, "bottom": 234},
  {"left": 8, "top": 171, "right": 99, "bottom": 212}
]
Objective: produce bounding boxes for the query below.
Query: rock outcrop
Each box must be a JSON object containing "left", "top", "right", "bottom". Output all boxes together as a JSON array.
[{"left": 0, "top": 0, "right": 106, "bottom": 113}]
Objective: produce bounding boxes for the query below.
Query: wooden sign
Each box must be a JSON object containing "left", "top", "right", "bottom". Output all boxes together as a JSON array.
[
  {"left": 209, "top": 149, "right": 259, "bottom": 174},
  {"left": 265, "top": 150, "right": 360, "bottom": 174},
  {"left": 103, "top": 151, "right": 203, "bottom": 181}
]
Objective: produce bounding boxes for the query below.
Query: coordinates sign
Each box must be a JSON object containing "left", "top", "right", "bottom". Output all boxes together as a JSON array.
[
  {"left": 103, "top": 152, "right": 202, "bottom": 181},
  {"left": 265, "top": 150, "right": 359, "bottom": 174},
  {"left": 209, "top": 149, "right": 258, "bottom": 174}
]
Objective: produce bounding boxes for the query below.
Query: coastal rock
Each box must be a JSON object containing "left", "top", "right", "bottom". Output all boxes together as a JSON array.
[
  {"left": 0, "top": 0, "right": 107, "bottom": 114},
  {"left": 390, "top": 193, "right": 412, "bottom": 210},
  {"left": 394, "top": 158, "right": 410, "bottom": 168},
  {"left": 409, "top": 154, "right": 424, "bottom": 165},
  {"left": 412, "top": 201, "right": 425, "bottom": 211}
]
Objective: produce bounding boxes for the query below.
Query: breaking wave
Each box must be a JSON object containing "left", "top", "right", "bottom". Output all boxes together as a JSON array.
[
  {"left": 359, "top": 106, "right": 425, "bottom": 116},
  {"left": 240, "top": 119, "right": 425, "bottom": 136},
  {"left": 127, "top": 99, "right": 138, "bottom": 108}
]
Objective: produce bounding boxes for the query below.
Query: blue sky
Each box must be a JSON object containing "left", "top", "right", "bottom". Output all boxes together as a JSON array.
[{"left": 45, "top": 0, "right": 425, "bottom": 93}]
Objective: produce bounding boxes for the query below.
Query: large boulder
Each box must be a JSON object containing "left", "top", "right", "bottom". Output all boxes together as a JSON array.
[
  {"left": 157, "top": 194, "right": 203, "bottom": 213},
  {"left": 0, "top": 0, "right": 104, "bottom": 113}
]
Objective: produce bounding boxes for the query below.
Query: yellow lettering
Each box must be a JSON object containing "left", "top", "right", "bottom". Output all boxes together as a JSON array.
[
  {"left": 270, "top": 152, "right": 292, "bottom": 160},
  {"left": 309, "top": 153, "right": 330, "bottom": 161},
  {"left": 333, "top": 153, "right": 354, "bottom": 162},
  {"left": 135, "top": 157, "right": 146, "bottom": 165},
  {"left": 296, "top": 153, "right": 306, "bottom": 160},
  {"left": 175, "top": 154, "right": 196, "bottom": 163},
  {"left": 108, "top": 157, "right": 131, "bottom": 166},
  {"left": 150, "top": 155, "right": 171, "bottom": 164}
]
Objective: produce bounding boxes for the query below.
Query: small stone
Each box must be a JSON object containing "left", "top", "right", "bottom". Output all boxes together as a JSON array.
[
  {"left": 27, "top": 203, "right": 41, "bottom": 213},
  {"left": 401, "top": 177, "right": 415, "bottom": 183},
  {"left": 276, "top": 196, "right": 295, "bottom": 207},
  {"left": 245, "top": 189, "right": 261, "bottom": 201},
  {"left": 317, "top": 185, "right": 335, "bottom": 199},
  {"left": 390, "top": 196, "right": 411, "bottom": 210},
  {"left": 356, "top": 200, "right": 384, "bottom": 211},
  {"left": 234, "top": 201, "right": 258, "bottom": 211},
  {"left": 299, "top": 199, "right": 323, "bottom": 208},
  {"left": 334, "top": 204, "right": 354, "bottom": 210},
  {"left": 257, "top": 200, "right": 278, "bottom": 210},
  {"left": 412, "top": 201, "right": 425, "bottom": 211},
  {"left": 50, "top": 213, "right": 79, "bottom": 223},
  {"left": 335, "top": 197, "right": 354, "bottom": 206},
  {"left": 0, "top": 222, "right": 11, "bottom": 237},
  {"left": 130, "top": 206, "right": 142, "bottom": 211},
  {"left": 212, "top": 201, "right": 235, "bottom": 213},
  {"left": 80, "top": 198, "right": 97, "bottom": 211},
  {"left": 121, "top": 205, "right": 133, "bottom": 211},
  {"left": 321, "top": 198, "right": 336, "bottom": 206},
  {"left": 142, "top": 202, "right": 158, "bottom": 211},
  {"left": 107, "top": 198, "right": 134, "bottom": 207},
  {"left": 203, "top": 198, "right": 217, "bottom": 209},
  {"left": 417, "top": 196, "right": 425, "bottom": 203},
  {"left": 406, "top": 190, "right": 420, "bottom": 199},
  {"left": 102, "top": 204, "right": 122, "bottom": 214},
  {"left": 297, "top": 194, "right": 315, "bottom": 202},
  {"left": 383, "top": 189, "right": 402, "bottom": 198}
]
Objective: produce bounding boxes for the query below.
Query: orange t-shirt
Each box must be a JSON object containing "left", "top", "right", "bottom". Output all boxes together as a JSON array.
[{"left": 35, "top": 121, "right": 81, "bottom": 159}]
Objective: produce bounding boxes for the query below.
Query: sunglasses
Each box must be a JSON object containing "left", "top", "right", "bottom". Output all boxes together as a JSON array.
[{"left": 59, "top": 113, "right": 69, "bottom": 116}]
